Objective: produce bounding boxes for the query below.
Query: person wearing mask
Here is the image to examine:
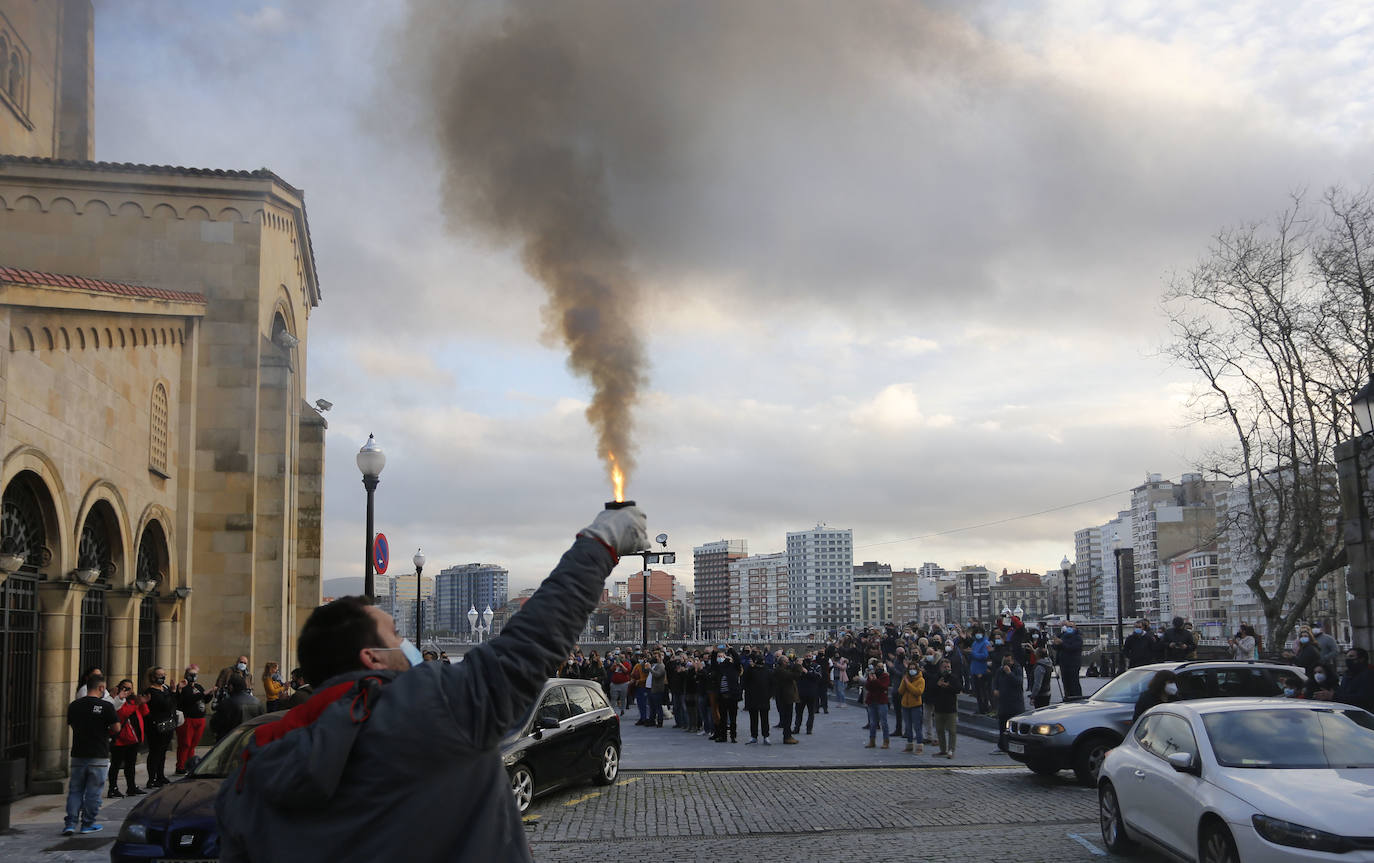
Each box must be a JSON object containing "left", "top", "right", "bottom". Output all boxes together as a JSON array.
[
  {"left": 773, "top": 654, "right": 800, "bottom": 744},
  {"left": 1278, "top": 675, "right": 1304, "bottom": 698},
  {"left": 831, "top": 656, "right": 849, "bottom": 707},
  {"left": 1053, "top": 621, "right": 1084, "bottom": 698},
  {"left": 1228, "top": 624, "right": 1257, "bottom": 661},
  {"left": 214, "top": 655, "right": 253, "bottom": 700},
  {"left": 210, "top": 674, "right": 264, "bottom": 738},
  {"left": 928, "top": 657, "right": 960, "bottom": 759},
  {"left": 74, "top": 666, "right": 123, "bottom": 708},
  {"left": 1334, "top": 647, "right": 1374, "bottom": 713},
  {"left": 680, "top": 654, "right": 700, "bottom": 732},
  {"left": 695, "top": 655, "right": 716, "bottom": 739},
  {"left": 711, "top": 649, "right": 742, "bottom": 743},
  {"left": 584, "top": 650, "right": 607, "bottom": 698},
  {"left": 666, "top": 651, "right": 687, "bottom": 729},
  {"left": 1029, "top": 649, "right": 1055, "bottom": 709},
  {"left": 262, "top": 661, "right": 288, "bottom": 712},
  {"left": 630, "top": 658, "right": 650, "bottom": 725},
  {"left": 174, "top": 665, "right": 209, "bottom": 774},
  {"left": 609, "top": 651, "right": 632, "bottom": 716},
  {"left": 1305, "top": 662, "right": 1337, "bottom": 701},
  {"left": 1293, "top": 627, "right": 1322, "bottom": 675},
  {"left": 648, "top": 651, "right": 667, "bottom": 728},
  {"left": 108, "top": 680, "right": 146, "bottom": 798},
  {"left": 1313, "top": 622, "right": 1340, "bottom": 667},
  {"left": 888, "top": 649, "right": 907, "bottom": 737},
  {"left": 815, "top": 651, "right": 831, "bottom": 714},
  {"left": 283, "top": 667, "right": 314, "bottom": 709},
  {"left": 216, "top": 504, "right": 647, "bottom": 861},
  {"left": 862, "top": 659, "right": 891, "bottom": 749},
  {"left": 969, "top": 630, "right": 992, "bottom": 715},
  {"left": 63, "top": 672, "right": 121, "bottom": 836},
  {"left": 142, "top": 667, "right": 177, "bottom": 788},
  {"left": 1161, "top": 617, "right": 1195, "bottom": 662},
  {"left": 795, "top": 655, "right": 822, "bottom": 735},
  {"left": 742, "top": 651, "right": 773, "bottom": 745},
  {"left": 945, "top": 636, "right": 969, "bottom": 696},
  {"left": 1122, "top": 620, "right": 1158, "bottom": 668},
  {"left": 897, "top": 660, "right": 925, "bottom": 754},
  {"left": 993, "top": 656, "right": 1025, "bottom": 752},
  {"left": 1133, "top": 669, "right": 1181, "bottom": 721}
]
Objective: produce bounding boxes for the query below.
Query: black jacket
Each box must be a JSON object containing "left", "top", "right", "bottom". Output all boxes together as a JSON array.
[
  {"left": 742, "top": 663, "right": 772, "bottom": 710},
  {"left": 216, "top": 536, "right": 616, "bottom": 863},
  {"left": 926, "top": 671, "right": 960, "bottom": 714},
  {"left": 1161, "top": 627, "right": 1195, "bottom": 661},
  {"left": 994, "top": 666, "right": 1025, "bottom": 715},
  {"left": 1336, "top": 665, "right": 1374, "bottom": 713},
  {"left": 710, "top": 660, "right": 742, "bottom": 699},
  {"left": 1123, "top": 632, "right": 1158, "bottom": 668}
]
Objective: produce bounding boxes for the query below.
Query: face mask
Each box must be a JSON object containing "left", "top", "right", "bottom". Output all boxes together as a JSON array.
[
  {"left": 1283, "top": 688, "right": 1296, "bottom": 697},
  {"left": 155, "top": 676, "right": 166, "bottom": 685},
  {"left": 186, "top": 673, "right": 197, "bottom": 681},
  {"left": 373, "top": 638, "right": 424, "bottom": 667},
  {"left": 994, "top": 639, "right": 1003, "bottom": 645},
  {"left": 908, "top": 668, "right": 918, "bottom": 676},
  {"left": 1063, "top": 627, "right": 1074, "bottom": 634},
  {"left": 975, "top": 634, "right": 984, "bottom": 641},
  {"left": 1313, "top": 628, "right": 1322, "bottom": 634},
  {"left": 236, "top": 662, "right": 247, "bottom": 672},
  {"left": 1299, "top": 637, "right": 1310, "bottom": 644},
  {"left": 1315, "top": 672, "right": 1327, "bottom": 683},
  {"left": 716, "top": 656, "right": 724, "bottom": 664},
  {"left": 1134, "top": 629, "right": 1143, "bottom": 635},
  {"left": 1163, "top": 682, "right": 1178, "bottom": 696}
]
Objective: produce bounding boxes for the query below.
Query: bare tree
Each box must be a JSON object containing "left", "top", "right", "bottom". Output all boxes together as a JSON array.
[{"left": 1165, "top": 188, "right": 1374, "bottom": 649}]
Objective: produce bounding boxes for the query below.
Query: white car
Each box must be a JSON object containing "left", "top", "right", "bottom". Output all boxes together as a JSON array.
[{"left": 1098, "top": 698, "right": 1374, "bottom": 862}]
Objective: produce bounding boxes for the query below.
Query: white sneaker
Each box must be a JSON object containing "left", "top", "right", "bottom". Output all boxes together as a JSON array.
[
  {"left": 746, "top": 737, "right": 758, "bottom": 744},
  {"left": 762, "top": 738, "right": 771, "bottom": 745}
]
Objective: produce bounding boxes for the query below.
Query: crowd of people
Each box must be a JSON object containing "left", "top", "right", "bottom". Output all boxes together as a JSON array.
[{"left": 61, "top": 655, "right": 311, "bottom": 836}]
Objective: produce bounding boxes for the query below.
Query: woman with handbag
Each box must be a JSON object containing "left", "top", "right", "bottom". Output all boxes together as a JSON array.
[
  {"left": 143, "top": 666, "right": 177, "bottom": 787},
  {"left": 175, "top": 665, "right": 209, "bottom": 774},
  {"left": 109, "top": 680, "right": 147, "bottom": 798}
]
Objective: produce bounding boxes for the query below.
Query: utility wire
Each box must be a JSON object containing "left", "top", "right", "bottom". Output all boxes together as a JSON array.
[{"left": 855, "top": 487, "right": 1136, "bottom": 550}]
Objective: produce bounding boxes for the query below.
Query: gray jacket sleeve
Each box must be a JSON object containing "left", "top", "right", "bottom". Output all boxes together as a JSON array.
[{"left": 439, "top": 536, "right": 615, "bottom": 750}]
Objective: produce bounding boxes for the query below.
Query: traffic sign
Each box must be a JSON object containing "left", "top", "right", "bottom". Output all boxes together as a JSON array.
[{"left": 373, "top": 532, "right": 389, "bottom": 574}]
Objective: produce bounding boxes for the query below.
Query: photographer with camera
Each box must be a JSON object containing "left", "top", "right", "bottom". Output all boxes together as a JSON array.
[{"left": 216, "top": 504, "right": 647, "bottom": 862}]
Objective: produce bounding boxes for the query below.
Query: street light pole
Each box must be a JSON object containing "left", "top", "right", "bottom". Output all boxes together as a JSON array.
[
  {"left": 1113, "top": 548, "right": 1126, "bottom": 673},
  {"left": 1061, "top": 556, "right": 1072, "bottom": 619},
  {"left": 356, "top": 434, "right": 386, "bottom": 600},
  {"left": 413, "top": 548, "right": 426, "bottom": 644}
]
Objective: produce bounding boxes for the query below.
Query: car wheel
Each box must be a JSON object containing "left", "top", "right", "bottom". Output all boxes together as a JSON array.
[
  {"left": 593, "top": 743, "right": 620, "bottom": 785},
  {"left": 1073, "top": 735, "right": 1115, "bottom": 786},
  {"left": 509, "top": 764, "right": 535, "bottom": 814},
  {"left": 1026, "top": 758, "right": 1059, "bottom": 776},
  {"left": 1200, "top": 822, "right": 1239, "bottom": 863},
  {"left": 1098, "top": 782, "right": 1135, "bottom": 854}
]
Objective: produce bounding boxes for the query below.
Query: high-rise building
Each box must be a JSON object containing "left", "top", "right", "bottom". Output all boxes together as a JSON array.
[
  {"left": 952, "top": 565, "right": 994, "bottom": 624},
  {"left": 728, "top": 552, "right": 789, "bottom": 638},
  {"left": 852, "top": 561, "right": 893, "bottom": 627},
  {"left": 890, "top": 568, "right": 922, "bottom": 624},
  {"left": 1131, "top": 473, "right": 1229, "bottom": 622},
  {"left": 435, "top": 563, "right": 509, "bottom": 635},
  {"left": 785, "top": 525, "right": 853, "bottom": 632},
  {"left": 693, "top": 539, "right": 747, "bottom": 639},
  {"left": 1073, "top": 525, "right": 1105, "bottom": 618}
]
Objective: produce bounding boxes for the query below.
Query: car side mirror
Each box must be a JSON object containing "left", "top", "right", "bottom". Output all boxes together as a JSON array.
[
  {"left": 1166, "top": 751, "right": 1198, "bottom": 774},
  {"left": 538, "top": 715, "right": 561, "bottom": 730}
]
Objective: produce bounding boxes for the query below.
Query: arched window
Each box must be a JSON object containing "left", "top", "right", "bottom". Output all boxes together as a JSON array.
[
  {"left": 7, "top": 50, "right": 19, "bottom": 103},
  {"left": 150, "top": 383, "right": 169, "bottom": 476}
]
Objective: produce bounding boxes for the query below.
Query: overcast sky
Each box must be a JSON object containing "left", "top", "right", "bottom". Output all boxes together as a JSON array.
[{"left": 91, "top": 1, "right": 1374, "bottom": 593}]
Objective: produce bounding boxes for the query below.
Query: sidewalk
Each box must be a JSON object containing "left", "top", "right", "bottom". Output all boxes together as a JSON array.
[{"left": 0, "top": 745, "right": 212, "bottom": 861}]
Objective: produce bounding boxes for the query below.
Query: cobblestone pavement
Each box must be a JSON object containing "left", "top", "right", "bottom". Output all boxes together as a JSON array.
[{"left": 524, "top": 765, "right": 1145, "bottom": 863}]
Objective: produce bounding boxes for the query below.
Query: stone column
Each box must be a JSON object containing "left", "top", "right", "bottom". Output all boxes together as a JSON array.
[
  {"left": 105, "top": 589, "right": 141, "bottom": 685},
  {"left": 33, "top": 581, "right": 83, "bottom": 790},
  {"left": 1337, "top": 435, "right": 1374, "bottom": 653},
  {"left": 156, "top": 596, "right": 183, "bottom": 673}
]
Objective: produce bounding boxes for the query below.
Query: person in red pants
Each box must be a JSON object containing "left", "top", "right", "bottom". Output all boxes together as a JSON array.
[{"left": 174, "top": 664, "right": 210, "bottom": 773}]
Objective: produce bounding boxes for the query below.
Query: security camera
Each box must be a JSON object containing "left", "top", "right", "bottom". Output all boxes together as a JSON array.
[{"left": 314, "top": 399, "right": 333, "bottom": 412}]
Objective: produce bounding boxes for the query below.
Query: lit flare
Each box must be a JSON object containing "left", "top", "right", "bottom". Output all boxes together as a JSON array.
[{"left": 609, "top": 453, "right": 626, "bottom": 502}]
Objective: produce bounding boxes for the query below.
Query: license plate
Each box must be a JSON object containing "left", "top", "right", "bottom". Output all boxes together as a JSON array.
[{"left": 1009, "top": 742, "right": 1024, "bottom": 754}]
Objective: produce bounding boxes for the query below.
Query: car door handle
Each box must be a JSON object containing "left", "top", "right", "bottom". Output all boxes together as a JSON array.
[{"left": 1133, "top": 770, "right": 1146, "bottom": 779}]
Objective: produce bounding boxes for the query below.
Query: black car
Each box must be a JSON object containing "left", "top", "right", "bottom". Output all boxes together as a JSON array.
[
  {"left": 110, "top": 712, "right": 282, "bottom": 862},
  {"left": 502, "top": 678, "right": 622, "bottom": 814}
]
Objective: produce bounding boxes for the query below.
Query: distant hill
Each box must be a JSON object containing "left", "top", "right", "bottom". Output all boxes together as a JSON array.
[{"left": 322, "top": 577, "right": 365, "bottom": 599}]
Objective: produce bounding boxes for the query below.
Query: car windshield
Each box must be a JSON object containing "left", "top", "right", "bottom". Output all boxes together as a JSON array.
[
  {"left": 1204, "top": 708, "right": 1374, "bottom": 769},
  {"left": 1091, "top": 668, "right": 1158, "bottom": 704},
  {"left": 189, "top": 722, "right": 263, "bottom": 778}
]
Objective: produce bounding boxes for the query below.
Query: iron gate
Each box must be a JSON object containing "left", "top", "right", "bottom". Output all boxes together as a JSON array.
[
  {"left": 0, "top": 575, "right": 38, "bottom": 763},
  {"left": 138, "top": 596, "right": 156, "bottom": 680},
  {"left": 79, "top": 587, "right": 108, "bottom": 679}
]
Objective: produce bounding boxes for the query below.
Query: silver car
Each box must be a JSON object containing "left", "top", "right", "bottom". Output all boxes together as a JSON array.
[{"left": 1004, "top": 660, "right": 1303, "bottom": 785}]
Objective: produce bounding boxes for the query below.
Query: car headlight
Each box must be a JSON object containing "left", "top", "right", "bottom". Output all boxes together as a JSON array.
[
  {"left": 1030, "top": 723, "right": 1065, "bottom": 736},
  {"left": 1252, "top": 815, "right": 1350, "bottom": 853},
  {"left": 117, "top": 820, "right": 148, "bottom": 843}
]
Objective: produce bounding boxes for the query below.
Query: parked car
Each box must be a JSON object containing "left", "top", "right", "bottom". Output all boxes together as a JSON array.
[
  {"left": 1004, "top": 660, "right": 1302, "bottom": 784},
  {"left": 502, "top": 678, "right": 622, "bottom": 814},
  {"left": 110, "top": 712, "right": 282, "bottom": 862},
  {"left": 1098, "top": 698, "right": 1374, "bottom": 862}
]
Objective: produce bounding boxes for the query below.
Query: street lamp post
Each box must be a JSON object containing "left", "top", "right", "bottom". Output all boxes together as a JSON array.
[
  {"left": 413, "top": 548, "right": 426, "bottom": 644},
  {"left": 482, "top": 605, "right": 494, "bottom": 642},
  {"left": 1112, "top": 548, "right": 1126, "bottom": 674},
  {"left": 356, "top": 434, "right": 386, "bottom": 599},
  {"left": 467, "top": 606, "right": 478, "bottom": 644},
  {"left": 1061, "top": 556, "right": 1072, "bottom": 619},
  {"left": 629, "top": 533, "right": 674, "bottom": 653}
]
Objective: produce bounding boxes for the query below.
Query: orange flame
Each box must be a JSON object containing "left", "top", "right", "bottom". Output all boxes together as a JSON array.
[{"left": 609, "top": 452, "right": 626, "bottom": 502}]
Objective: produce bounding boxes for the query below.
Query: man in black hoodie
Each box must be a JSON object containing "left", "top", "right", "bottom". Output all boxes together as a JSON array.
[{"left": 216, "top": 505, "right": 647, "bottom": 863}]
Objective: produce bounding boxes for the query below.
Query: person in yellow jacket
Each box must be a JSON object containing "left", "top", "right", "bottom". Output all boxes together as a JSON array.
[
  {"left": 262, "top": 662, "right": 289, "bottom": 712},
  {"left": 897, "top": 664, "right": 926, "bottom": 754}
]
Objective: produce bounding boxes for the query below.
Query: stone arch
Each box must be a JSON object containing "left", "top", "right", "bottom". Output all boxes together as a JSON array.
[
  {"left": 74, "top": 482, "right": 132, "bottom": 588},
  {"left": 15, "top": 195, "right": 41, "bottom": 212},
  {"left": 104, "top": 327, "right": 113, "bottom": 347},
  {"left": 58, "top": 328, "right": 69, "bottom": 350},
  {"left": 185, "top": 205, "right": 210, "bottom": 221},
  {"left": 134, "top": 504, "right": 177, "bottom": 589},
  {"left": 48, "top": 197, "right": 77, "bottom": 215},
  {"left": 149, "top": 381, "right": 169, "bottom": 475},
  {"left": 75, "top": 329, "right": 85, "bottom": 350},
  {"left": 21, "top": 326, "right": 34, "bottom": 351},
  {"left": 126, "top": 328, "right": 136, "bottom": 348},
  {"left": 117, "top": 328, "right": 126, "bottom": 348},
  {"left": 83, "top": 199, "right": 112, "bottom": 217},
  {"left": 2, "top": 446, "right": 72, "bottom": 576},
  {"left": 40, "top": 327, "right": 52, "bottom": 351},
  {"left": 151, "top": 202, "right": 178, "bottom": 220},
  {"left": 89, "top": 327, "right": 99, "bottom": 349},
  {"left": 217, "top": 206, "right": 244, "bottom": 222},
  {"left": 116, "top": 201, "right": 145, "bottom": 218}
]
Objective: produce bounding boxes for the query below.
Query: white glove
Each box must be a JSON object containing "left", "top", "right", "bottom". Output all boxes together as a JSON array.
[{"left": 580, "top": 506, "right": 648, "bottom": 557}]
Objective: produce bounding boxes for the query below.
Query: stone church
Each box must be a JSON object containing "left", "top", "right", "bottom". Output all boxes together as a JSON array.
[{"left": 0, "top": 0, "right": 325, "bottom": 790}]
